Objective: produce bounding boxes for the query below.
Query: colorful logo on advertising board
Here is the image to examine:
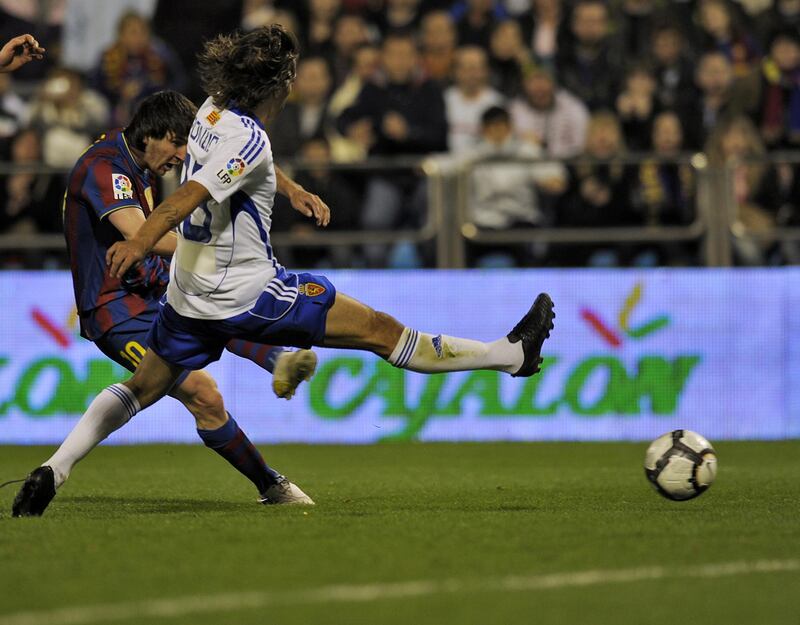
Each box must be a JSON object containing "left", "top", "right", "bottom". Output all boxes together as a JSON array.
[
  {"left": 580, "top": 283, "right": 670, "bottom": 347},
  {"left": 0, "top": 307, "right": 125, "bottom": 417}
]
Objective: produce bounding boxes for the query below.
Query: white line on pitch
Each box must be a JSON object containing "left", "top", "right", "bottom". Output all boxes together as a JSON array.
[{"left": 1, "top": 559, "right": 797, "bottom": 625}]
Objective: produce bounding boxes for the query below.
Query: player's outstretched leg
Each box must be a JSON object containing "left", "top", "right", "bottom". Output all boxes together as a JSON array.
[{"left": 323, "top": 292, "right": 555, "bottom": 376}]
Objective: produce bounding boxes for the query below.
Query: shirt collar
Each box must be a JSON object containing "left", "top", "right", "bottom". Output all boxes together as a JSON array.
[{"left": 227, "top": 101, "right": 265, "bottom": 130}]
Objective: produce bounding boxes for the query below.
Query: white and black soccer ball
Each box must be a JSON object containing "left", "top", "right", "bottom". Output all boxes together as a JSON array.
[{"left": 644, "top": 430, "right": 717, "bottom": 501}]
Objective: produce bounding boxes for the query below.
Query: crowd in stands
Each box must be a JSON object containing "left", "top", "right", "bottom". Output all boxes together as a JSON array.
[{"left": 1, "top": 0, "right": 800, "bottom": 268}]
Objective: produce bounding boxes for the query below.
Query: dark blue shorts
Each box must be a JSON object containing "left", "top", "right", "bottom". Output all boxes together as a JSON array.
[
  {"left": 94, "top": 310, "right": 191, "bottom": 386},
  {"left": 148, "top": 272, "right": 336, "bottom": 370}
]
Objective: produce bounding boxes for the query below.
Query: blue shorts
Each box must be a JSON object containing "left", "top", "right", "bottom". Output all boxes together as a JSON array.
[
  {"left": 94, "top": 309, "right": 191, "bottom": 386},
  {"left": 148, "top": 272, "right": 336, "bottom": 370}
]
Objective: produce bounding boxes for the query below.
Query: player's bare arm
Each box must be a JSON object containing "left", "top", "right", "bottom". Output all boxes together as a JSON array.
[
  {"left": 107, "top": 181, "right": 210, "bottom": 278},
  {"left": 108, "top": 207, "right": 178, "bottom": 257},
  {"left": 275, "top": 165, "right": 330, "bottom": 227},
  {"left": 0, "top": 34, "right": 45, "bottom": 72}
]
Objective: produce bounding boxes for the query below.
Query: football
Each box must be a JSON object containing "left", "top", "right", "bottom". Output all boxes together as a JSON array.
[{"left": 644, "top": 430, "right": 718, "bottom": 501}]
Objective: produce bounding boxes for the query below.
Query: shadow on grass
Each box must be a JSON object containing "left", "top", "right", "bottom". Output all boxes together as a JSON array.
[{"left": 57, "top": 495, "right": 256, "bottom": 514}]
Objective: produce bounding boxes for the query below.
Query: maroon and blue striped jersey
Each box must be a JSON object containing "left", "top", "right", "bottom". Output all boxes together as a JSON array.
[{"left": 63, "top": 129, "right": 170, "bottom": 340}]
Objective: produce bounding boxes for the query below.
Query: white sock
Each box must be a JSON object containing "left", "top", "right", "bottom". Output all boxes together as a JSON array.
[
  {"left": 44, "top": 384, "right": 140, "bottom": 488},
  {"left": 387, "top": 328, "right": 524, "bottom": 374}
]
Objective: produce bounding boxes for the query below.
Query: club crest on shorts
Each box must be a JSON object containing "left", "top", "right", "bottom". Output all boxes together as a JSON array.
[
  {"left": 112, "top": 174, "right": 133, "bottom": 200},
  {"left": 226, "top": 157, "right": 246, "bottom": 177},
  {"left": 299, "top": 282, "right": 326, "bottom": 297},
  {"left": 432, "top": 334, "right": 443, "bottom": 358}
]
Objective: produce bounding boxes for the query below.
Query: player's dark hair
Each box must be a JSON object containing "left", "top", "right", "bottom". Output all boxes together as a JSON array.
[
  {"left": 125, "top": 90, "right": 197, "bottom": 150},
  {"left": 198, "top": 25, "right": 299, "bottom": 112}
]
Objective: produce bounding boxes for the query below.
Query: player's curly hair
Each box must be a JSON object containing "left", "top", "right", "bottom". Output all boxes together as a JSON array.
[{"left": 198, "top": 25, "right": 299, "bottom": 112}]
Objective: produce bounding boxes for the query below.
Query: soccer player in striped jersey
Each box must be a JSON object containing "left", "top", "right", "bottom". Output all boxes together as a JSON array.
[
  {"left": 12, "top": 92, "right": 318, "bottom": 516},
  {"left": 13, "top": 25, "right": 554, "bottom": 516}
]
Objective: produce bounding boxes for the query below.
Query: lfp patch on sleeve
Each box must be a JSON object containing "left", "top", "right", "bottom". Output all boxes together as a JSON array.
[{"left": 112, "top": 174, "right": 134, "bottom": 200}]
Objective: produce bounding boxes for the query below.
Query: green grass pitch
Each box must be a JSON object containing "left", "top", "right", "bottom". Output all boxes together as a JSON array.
[{"left": 1, "top": 441, "right": 799, "bottom": 625}]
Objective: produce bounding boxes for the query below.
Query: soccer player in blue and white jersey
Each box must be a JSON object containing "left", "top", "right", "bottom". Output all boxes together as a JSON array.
[{"left": 13, "top": 25, "right": 554, "bottom": 516}]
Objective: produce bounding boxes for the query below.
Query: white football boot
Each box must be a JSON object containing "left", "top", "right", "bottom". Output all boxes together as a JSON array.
[
  {"left": 272, "top": 349, "right": 318, "bottom": 400},
  {"left": 259, "top": 477, "right": 315, "bottom": 505}
]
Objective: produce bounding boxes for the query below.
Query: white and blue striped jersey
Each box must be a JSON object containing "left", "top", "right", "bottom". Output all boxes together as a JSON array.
[{"left": 167, "top": 97, "right": 289, "bottom": 320}]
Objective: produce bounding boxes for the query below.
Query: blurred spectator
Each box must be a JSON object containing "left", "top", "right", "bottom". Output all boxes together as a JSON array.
[
  {"left": 706, "top": 115, "right": 784, "bottom": 264},
  {"left": 151, "top": 0, "right": 243, "bottom": 103},
  {"left": 338, "top": 33, "right": 447, "bottom": 156},
  {"left": 272, "top": 137, "right": 360, "bottom": 268},
  {"left": 445, "top": 46, "right": 504, "bottom": 152},
  {"left": 420, "top": 10, "right": 458, "bottom": 87},
  {"left": 374, "top": 0, "right": 422, "bottom": 37},
  {"left": 634, "top": 111, "right": 694, "bottom": 223},
  {"left": 0, "top": 73, "right": 28, "bottom": 142},
  {"left": 329, "top": 42, "right": 379, "bottom": 116},
  {"left": 650, "top": 23, "right": 697, "bottom": 111},
  {"left": 616, "top": 0, "right": 663, "bottom": 59},
  {"left": 270, "top": 56, "right": 333, "bottom": 158},
  {"left": 509, "top": 65, "right": 589, "bottom": 157},
  {"left": 556, "top": 0, "right": 623, "bottom": 110},
  {"left": 488, "top": 19, "right": 533, "bottom": 97},
  {"left": 463, "top": 105, "right": 566, "bottom": 266},
  {"left": 517, "top": 0, "right": 565, "bottom": 68},
  {"left": 0, "top": 129, "right": 64, "bottom": 235},
  {"left": 28, "top": 68, "right": 109, "bottom": 168},
  {"left": 329, "top": 42, "right": 379, "bottom": 115},
  {"left": 632, "top": 110, "right": 698, "bottom": 264},
  {"left": 0, "top": 1, "right": 63, "bottom": 81},
  {"left": 241, "top": 0, "right": 288, "bottom": 31},
  {"left": 303, "top": 0, "right": 341, "bottom": 55},
  {"left": 338, "top": 32, "right": 447, "bottom": 266},
  {"left": 330, "top": 13, "right": 371, "bottom": 85},
  {"left": 62, "top": 0, "right": 157, "bottom": 73},
  {"left": 682, "top": 51, "right": 737, "bottom": 150},
  {"left": 452, "top": 0, "right": 509, "bottom": 48},
  {"left": 242, "top": 3, "right": 301, "bottom": 36},
  {"left": 697, "top": 0, "right": 761, "bottom": 77},
  {"left": 328, "top": 43, "right": 380, "bottom": 161},
  {"left": 615, "top": 64, "right": 658, "bottom": 150},
  {"left": 93, "top": 11, "right": 185, "bottom": 126},
  {"left": 735, "top": 0, "right": 772, "bottom": 16},
  {"left": 756, "top": 0, "right": 800, "bottom": 49},
  {"left": 557, "top": 111, "right": 638, "bottom": 265},
  {"left": 738, "top": 29, "right": 800, "bottom": 150}
]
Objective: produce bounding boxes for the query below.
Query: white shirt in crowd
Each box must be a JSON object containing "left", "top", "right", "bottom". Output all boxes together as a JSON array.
[
  {"left": 509, "top": 88, "right": 589, "bottom": 158},
  {"left": 444, "top": 86, "right": 505, "bottom": 153}
]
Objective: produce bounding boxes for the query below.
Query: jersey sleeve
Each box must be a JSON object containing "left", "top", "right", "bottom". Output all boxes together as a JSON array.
[
  {"left": 82, "top": 159, "right": 143, "bottom": 220},
  {"left": 189, "top": 125, "right": 270, "bottom": 204}
]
